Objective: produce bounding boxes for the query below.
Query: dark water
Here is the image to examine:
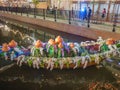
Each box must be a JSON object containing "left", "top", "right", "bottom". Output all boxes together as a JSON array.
[
  {"left": 0, "top": 22, "right": 120, "bottom": 90},
  {"left": 0, "top": 64, "right": 119, "bottom": 90}
]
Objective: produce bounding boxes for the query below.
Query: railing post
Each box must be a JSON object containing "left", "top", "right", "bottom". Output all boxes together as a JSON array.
[
  {"left": 16, "top": 6, "right": 18, "bottom": 15},
  {"left": 43, "top": 9, "right": 46, "bottom": 20},
  {"left": 6, "top": 7, "right": 8, "bottom": 13},
  {"left": 21, "top": 7, "right": 22, "bottom": 16},
  {"left": 27, "top": 6, "right": 30, "bottom": 17},
  {"left": 11, "top": 7, "right": 12, "bottom": 14},
  {"left": 8, "top": 6, "right": 9, "bottom": 13},
  {"left": 69, "top": 10, "right": 71, "bottom": 24},
  {"left": 87, "top": 18, "right": 90, "bottom": 28},
  {"left": 34, "top": 8, "right": 36, "bottom": 18},
  {"left": 4, "top": 7, "right": 5, "bottom": 13},
  {"left": 4, "top": 7, "right": 6, "bottom": 12},
  {"left": 112, "top": 14, "right": 117, "bottom": 32},
  {"left": 54, "top": 8, "right": 57, "bottom": 22}
]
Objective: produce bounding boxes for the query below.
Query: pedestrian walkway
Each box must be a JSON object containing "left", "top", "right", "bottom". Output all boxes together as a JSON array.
[
  {"left": 1, "top": 11, "right": 120, "bottom": 33},
  {"left": 1, "top": 11, "right": 120, "bottom": 40},
  {"left": 73, "top": 21, "right": 120, "bottom": 33}
]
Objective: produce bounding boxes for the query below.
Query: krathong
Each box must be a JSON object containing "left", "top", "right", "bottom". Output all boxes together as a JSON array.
[{"left": 0, "top": 36, "right": 120, "bottom": 70}]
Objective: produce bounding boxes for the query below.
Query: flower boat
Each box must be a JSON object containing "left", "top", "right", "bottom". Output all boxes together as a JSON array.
[{"left": 0, "top": 36, "right": 120, "bottom": 70}]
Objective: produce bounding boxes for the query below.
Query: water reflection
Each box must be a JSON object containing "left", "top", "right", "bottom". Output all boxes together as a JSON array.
[
  {"left": 0, "top": 24, "right": 37, "bottom": 47},
  {"left": 0, "top": 65, "right": 119, "bottom": 90}
]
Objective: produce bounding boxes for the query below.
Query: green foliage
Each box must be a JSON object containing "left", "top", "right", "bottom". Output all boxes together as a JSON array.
[
  {"left": 32, "top": 0, "right": 39, "bottom": 7},
  {"left": 55, "top": 61, "right": 59, "bottom": 68},
  {"left": 57, "top": 48, "right": 61, "bottom": 58},
  {"left": 100, "top": 43, "right": 109, "bottom": 52},
  {"left": 90, "top": 56, "right": 95, "bottom": 62},
  {"left": 40, "top": 60, "right": 44, "bottom": 68},
  {"left": 0, "top": 52, "right": 4, "bottom": 57},
  {"left": 77, "top": 60, "right": 81, "bottom": 67},
  {"left": 34, "top": 48, "right": 40, "bottom": 57},
  {"left": 116, "top": 44, "right": 120, "bottom": 48},
  {"left": 68, "top": 48, "right": 75, "bottom": 57},
  {"left": 48, "top": 46, "right": 54, "bottom": 57},
  {"left": 27, "top": 59, "right": 33, "bottom": 67},
  {"left": 66, "top": 61, "right": 69, "bottom": 69}
]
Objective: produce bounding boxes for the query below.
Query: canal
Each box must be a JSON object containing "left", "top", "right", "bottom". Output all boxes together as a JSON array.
[{"left": 0, "top": 21, "right": 120, "bottom": 90}]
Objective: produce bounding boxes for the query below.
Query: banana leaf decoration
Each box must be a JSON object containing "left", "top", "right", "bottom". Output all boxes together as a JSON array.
[
  {"left": 34, "top": 48, "right": 40, "bottom": 57},
  {"left": 116, "top": 43, "right": 120, "bottom": 48},
  {"left": 69, "top": 43, "right": 77, "bottom": 57},
  {"left": 77, "top": 60, "right": 81, "bottom": 67},
  {"left": 65, "top": 58, "right": 71, "bottom": 68},
  {"left": 66, "top": 62, "right": 69, "bottom": 68},
  {"left": 31, "top": 47, "right": 41, "bottom": 57},
  {"left": 81, "top": 49, "right": 89, "bottom": 56},
  {"left": 46, "top": 39, "right": 56, "bottom": 57},
  {"left": 55, "top": 60, "right": 59, "bottom": 68},
  {"left": 73, "top": 57, "right": 81, "bottom": 68},
  {"left": 90, "top": 56, "right": 95, "bottom": 62},
  {"left": 48, "top": 45, "right": 55, "bottom": 57},
  {"left": 40, "top": 60, "right": 44, "bottom": 68},
  {"left": 0, "top": 46, "right": 4, "bottom": 57},
  {"left": 57, "top": 43, "right": 64, "bottom": 58},
  {"left": 57, "top": 47, "right": 61, "bottom": 58},
  {"left": 27, "top": 58, "right": 33, "bottom": 67},
  {"left": 0, "top": 52, "right": 4, "bottom": 57},
  {"left": 100, "top": 43, "right": 109, "bottom": 52},
  {"left": 31, "top": 40, "right": 43, "bottom": 57}
]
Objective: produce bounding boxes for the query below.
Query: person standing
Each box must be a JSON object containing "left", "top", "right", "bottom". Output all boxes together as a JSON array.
[
  {"left": 101, "top": 8, "right": 106, "bottom": 23},
  {"left": 87, "top": 7, "right": 92, "bottom": 20},
  {"left": 87, "top": 7, "right": 92, "bottom": 27},
  {"left": 101, "top": 8, "right": 106, "bottom": 19}
]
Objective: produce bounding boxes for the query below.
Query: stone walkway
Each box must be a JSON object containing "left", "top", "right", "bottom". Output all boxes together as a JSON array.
[{"left": 3, "top": 11, "right": 120, "bottom": 33}]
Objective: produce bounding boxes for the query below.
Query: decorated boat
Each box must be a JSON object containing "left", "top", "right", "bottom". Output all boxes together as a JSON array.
[{"left": 0, "top": 36, "right": 120, "bottom": 70}]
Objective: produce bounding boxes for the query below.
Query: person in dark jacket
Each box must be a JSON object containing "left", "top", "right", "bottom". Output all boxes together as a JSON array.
[
  {"left": 87, "top": 7, "right": 92, "bottom": 27},
  {"left": 87, "top": 7, "right": 92, "bottom": 19}
]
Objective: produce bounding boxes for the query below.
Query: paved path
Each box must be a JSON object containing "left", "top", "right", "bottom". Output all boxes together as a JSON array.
[{"left": 2, "top": 11, "right": 120, "bottom": 33}]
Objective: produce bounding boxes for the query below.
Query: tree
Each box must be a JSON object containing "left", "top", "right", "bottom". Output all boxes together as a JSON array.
[{"left": 32, "top": 0, "right": 39, "bottom": 8}]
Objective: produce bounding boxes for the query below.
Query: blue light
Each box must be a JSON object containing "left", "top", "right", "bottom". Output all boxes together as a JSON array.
[{"left": 81, "top": 8, "right": 84, "bottom": 12}]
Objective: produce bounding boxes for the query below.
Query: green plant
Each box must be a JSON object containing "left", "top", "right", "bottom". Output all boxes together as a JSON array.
[{"left": 32, "top": 0, "right": 39, "bottom": 8}]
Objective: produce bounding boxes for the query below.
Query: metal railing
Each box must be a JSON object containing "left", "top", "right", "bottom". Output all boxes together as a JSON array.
[{"left": 0, "top": 6, "right": 120, "bottom": 32}]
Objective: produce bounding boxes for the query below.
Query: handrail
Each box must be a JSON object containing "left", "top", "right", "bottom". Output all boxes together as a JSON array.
[{"left": 0, "top": 6, "right": 120, "bottom": 32}]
